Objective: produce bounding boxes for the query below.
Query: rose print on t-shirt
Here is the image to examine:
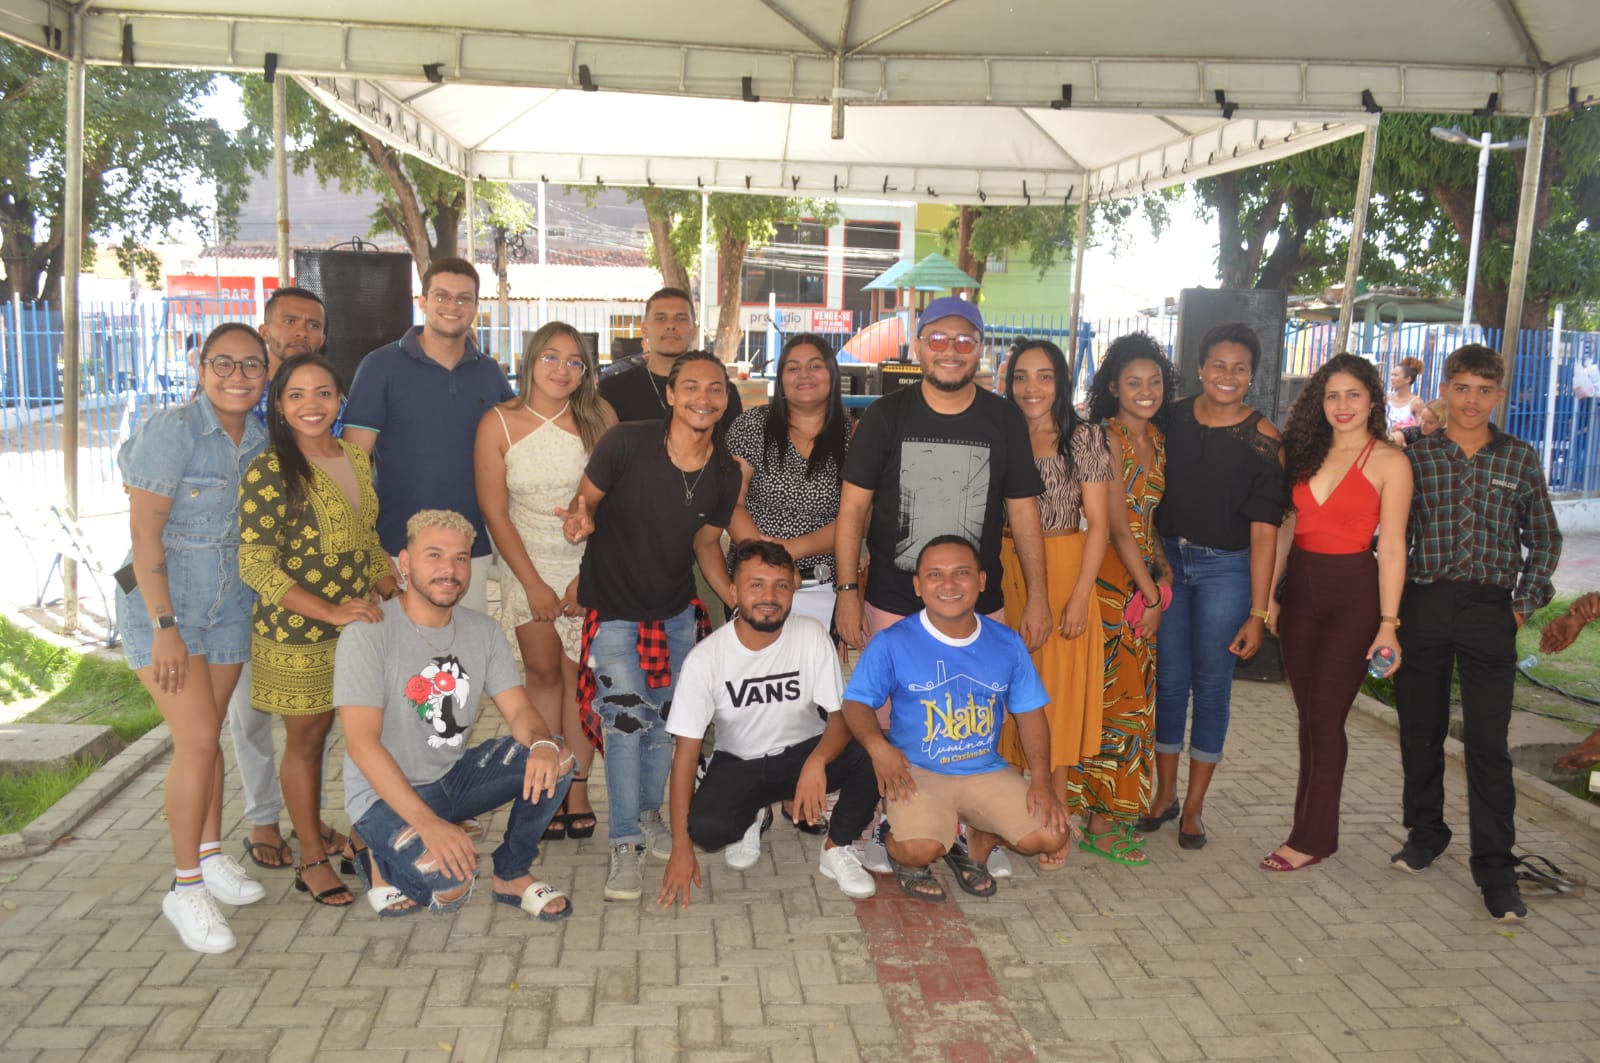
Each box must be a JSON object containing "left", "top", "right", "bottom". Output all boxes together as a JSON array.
[{"left": 404, "top": 655, "right": 472, "bottom": 749}]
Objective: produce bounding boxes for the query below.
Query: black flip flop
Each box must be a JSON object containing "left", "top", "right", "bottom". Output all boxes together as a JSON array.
[
  {"left": 889, "top": 855, "right": 947, "bottom": 903},
  {"left": 242, "top": 835, "right": 292, "bottom": 870},
  {"left": 941, "top": 842, "right": 997, "bottom": 897}
]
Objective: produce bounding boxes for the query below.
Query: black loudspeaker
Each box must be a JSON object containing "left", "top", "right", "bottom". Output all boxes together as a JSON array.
[
  {"left": 1175, "top": 288, "right": 1289, "bottom": 422},
  {"left": 293, "top": 250, "right": 415, "bottom": 386}
]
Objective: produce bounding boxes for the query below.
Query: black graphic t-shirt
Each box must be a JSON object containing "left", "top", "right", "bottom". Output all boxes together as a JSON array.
[
  {"left": 333, "top": 599, "right": 521, "bottom": 823},
  {"left": 842, "top": 386, "right": 1043, "bottom": 615}
]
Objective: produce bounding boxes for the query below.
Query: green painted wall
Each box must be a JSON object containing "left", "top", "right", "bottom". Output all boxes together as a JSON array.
[{"left": 912, "top": 215, "right": 1075, "bottom": 323}]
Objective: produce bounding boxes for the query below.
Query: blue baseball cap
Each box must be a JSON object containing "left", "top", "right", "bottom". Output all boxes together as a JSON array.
[{"left": 917, "top": 296, "right": 983, "bottom": 337}]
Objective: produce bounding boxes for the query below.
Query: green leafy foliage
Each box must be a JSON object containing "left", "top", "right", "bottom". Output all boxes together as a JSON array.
[
  {"left": 1194, "top": 110, "right": 1600, "bottom": 327},
  {"left": 0, "top": 41, "right": 259, "bottom": 302},
  {"left": 237, "top": 77, "right": 535, "bottom": 283}
]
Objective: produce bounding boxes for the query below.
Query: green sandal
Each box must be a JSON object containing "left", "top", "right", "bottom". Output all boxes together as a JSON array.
[{"left": 1078, "top": 828, "right": 1149, "bottom": 866}]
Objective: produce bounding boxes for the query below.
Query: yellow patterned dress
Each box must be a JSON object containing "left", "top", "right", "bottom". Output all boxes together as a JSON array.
[
  {"left": 238, "top": 441, "right": 391, "bottom": 716},
  {"left": 1078, "top": 418, "right": 1166, "bottom": 821}
]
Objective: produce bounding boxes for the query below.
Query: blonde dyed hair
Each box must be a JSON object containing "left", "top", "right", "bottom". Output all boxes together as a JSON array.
[{"left": 406, "top": 509, "right": 477, "bottom": 548}]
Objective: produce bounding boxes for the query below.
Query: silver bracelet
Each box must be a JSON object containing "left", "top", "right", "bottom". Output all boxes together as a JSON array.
[{"left": 528, "top": 739, "right": 561, "bottom": 755}]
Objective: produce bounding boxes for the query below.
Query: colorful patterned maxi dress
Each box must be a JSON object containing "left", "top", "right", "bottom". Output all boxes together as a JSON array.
[{"left": 1078, "top": 417, "right": 1166, "bottom": 821}]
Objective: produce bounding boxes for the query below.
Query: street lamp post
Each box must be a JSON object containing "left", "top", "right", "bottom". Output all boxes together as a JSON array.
[{"left": 1429, "top": 125, "right": 1528, "bottom": 330}]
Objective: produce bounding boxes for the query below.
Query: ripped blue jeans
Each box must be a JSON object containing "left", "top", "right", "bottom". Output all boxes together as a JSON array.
[
  {"left": 353, "top": 735, "right": 571, "bottom": 911},
  {"left": 590, "top": 606, "right": 695, "bottom": 846}
]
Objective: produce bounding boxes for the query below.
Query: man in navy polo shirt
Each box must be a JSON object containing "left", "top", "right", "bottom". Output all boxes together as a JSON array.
[{"left": 344, "top": 257, "right": 513, "bottom": 615}]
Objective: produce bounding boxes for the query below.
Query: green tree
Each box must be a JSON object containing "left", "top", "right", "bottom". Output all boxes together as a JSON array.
[
  {"left": 939, "top": 196, "right": 1175, "bottom": 289},
  {"left": 0, "top": 41, "right": 256, "bottom": 303},
  {"left": 1193, "top": 111, "right": 1600, "bottom": 328},
  {"left": 604, "top": 187, "right": 840, "bottom": 359},
  {"left": 238, "top": 78, "right": 534, "bottom": 283}
]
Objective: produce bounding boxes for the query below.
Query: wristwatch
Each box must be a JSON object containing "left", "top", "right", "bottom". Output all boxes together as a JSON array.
[{"left": 155, "top": 613, "right": 178, "bottom": 630}]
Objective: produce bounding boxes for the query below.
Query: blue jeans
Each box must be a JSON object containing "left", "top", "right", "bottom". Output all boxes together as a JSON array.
[
  {"left": 353, "top": 735, "right": 571, "bottom": 911},
  {"left": 1154, "top": 538, "right": 1252, "bottom": 762},
  {"left": 590, "top": 604, "right": 696, "bottom": 845}
]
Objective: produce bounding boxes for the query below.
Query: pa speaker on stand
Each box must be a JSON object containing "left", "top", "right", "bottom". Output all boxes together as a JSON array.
[{"left": 293, "top": 248, "right": 415, "bottom": 386}]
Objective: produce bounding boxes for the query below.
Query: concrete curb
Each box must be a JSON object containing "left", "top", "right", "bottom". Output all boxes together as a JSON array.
[
  {"left": 0, "top": 723, "right": 172, "bottom": 860},
  {"left": 1350, "top": 692, "right": 1600, "bottom": 837}
]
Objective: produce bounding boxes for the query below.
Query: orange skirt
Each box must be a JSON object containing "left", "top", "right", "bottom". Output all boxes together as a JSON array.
[{"left": 998, "top": 531, "right": 1103, "bottom": 792}]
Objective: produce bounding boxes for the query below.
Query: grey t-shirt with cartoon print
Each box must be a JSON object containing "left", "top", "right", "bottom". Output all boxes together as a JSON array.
[{"left": 334, "top": 598, "right": 521, "bottom": 824}]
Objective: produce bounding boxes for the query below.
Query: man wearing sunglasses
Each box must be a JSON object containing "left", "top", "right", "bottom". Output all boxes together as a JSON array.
[
  {"left": 835, "top": 296, "right": 1051, "bottom": 656},
  {"left": 344, "top": 257, "right": 514, "bottom": 616}
]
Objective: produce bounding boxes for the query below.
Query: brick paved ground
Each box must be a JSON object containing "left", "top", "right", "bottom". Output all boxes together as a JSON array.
[{"left": 3, "top": 674, "right": 1598, "bottom": 1063}]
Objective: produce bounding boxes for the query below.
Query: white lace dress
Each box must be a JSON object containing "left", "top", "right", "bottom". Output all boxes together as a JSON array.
[{"left": 494, "top": 407, "right": 588, "bottom": 661}]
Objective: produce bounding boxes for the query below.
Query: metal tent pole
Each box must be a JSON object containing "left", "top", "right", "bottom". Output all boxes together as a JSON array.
[
  {"left": 60, "top": 5, "right": 87, "bottom": 632},
  {"left": 1065, "top": 191, "right": 1089, "bottom": 402},
  {"left": 463, "top": 160, "right": 477, "bottom": 270},
  {"left": 1498, "top": 75, "right": 1549, "bottom": 423},
  {"left": 273, "top": 75, "right": 290, "bottom": 286},
  {"left": 1335, "top": 122, "right": 1380, "bottom": 356}
]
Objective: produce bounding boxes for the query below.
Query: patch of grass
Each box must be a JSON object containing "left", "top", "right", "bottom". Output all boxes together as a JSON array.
[
  {"left": 0, "top": 616, "right": 76, "bottom": 703},
  {"left": 0, "top": 756, "right": 100, "bottom": 834},
  {"left": 23, "top": 650, "right": 162, "bottom": 742}
]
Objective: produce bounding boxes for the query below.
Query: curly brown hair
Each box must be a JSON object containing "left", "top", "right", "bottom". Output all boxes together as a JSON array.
[{"left": 1282, "top": 353, "right": 1387, "bottom": 487}]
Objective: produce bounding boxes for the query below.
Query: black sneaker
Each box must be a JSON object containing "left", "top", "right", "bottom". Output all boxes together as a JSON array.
[
  {"left": 1390, "top": 841, "right": 1437, "bottom": 875},
  {"left": 1482, "top": 881, "right": 1528, "bottom": 922}
]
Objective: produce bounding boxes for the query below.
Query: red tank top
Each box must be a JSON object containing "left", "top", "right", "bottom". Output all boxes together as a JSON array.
[{"left": 1292, "top": 438, "right": 1380, "bottom": 554}]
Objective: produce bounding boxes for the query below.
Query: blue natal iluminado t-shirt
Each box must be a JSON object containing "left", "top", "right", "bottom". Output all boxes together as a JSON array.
[{"left": 842, "top": 611, "right": 1047, "bottom": 775}]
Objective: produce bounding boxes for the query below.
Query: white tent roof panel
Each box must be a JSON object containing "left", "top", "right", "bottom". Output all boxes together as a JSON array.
[{"left": 2, "top": 0, "right": 1594, "bottom": 206}]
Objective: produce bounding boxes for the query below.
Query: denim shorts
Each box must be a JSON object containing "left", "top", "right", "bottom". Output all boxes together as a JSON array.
[{"left": 116, "top": 544, "right": 254, "bottom": 670}]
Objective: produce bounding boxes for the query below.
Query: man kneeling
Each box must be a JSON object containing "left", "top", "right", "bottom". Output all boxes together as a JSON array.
[
  {"left": 841, "top": 535, "right": 1068, "bottom": 902},
  {"left": 658, "top": 540, "right": 879, "bottom": 907},
  {"left": 335, "top": 509, "right": 574, "bottom": 919}
]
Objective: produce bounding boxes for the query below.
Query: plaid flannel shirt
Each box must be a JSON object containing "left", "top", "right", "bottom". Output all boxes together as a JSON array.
[{"left": 1405, "top": 426, "right": 1562, "bottom": 618}]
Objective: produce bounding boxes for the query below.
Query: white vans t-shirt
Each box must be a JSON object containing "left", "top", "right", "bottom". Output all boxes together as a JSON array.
[{"left": 667, "top": 616, "right": 843, "bottom": 759}]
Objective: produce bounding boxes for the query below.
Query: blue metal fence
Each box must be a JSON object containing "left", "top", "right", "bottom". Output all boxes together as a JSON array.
[{"left": 3, "top": 297, "right": 1597, "bottom": 510}]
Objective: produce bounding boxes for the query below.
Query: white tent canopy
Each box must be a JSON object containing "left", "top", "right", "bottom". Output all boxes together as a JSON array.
[{"left": 3, "top": 0, "right": 1596, "bottom": 204}]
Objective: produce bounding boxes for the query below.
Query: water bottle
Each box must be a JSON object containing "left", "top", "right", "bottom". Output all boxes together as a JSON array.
[
  {"left": 1518, "top": 654, "right": 1538, "bottom": 671},
  {"left": 1368, "top": 646, "right": 1395, "bottom": 678}
]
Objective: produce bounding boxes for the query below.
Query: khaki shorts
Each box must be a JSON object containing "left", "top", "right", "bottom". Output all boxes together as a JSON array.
[{"left": 886, "top": 765, "right": 1045, "bottom": 850}]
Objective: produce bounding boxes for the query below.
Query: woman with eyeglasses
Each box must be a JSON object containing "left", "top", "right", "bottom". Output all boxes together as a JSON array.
[
  {"left": 476, "top": 322, "right": 616, "bottom": 841},
  {"left": 237, "top": 352, "right": 397, "bottom": 908},
  {"left": 115, "top": 324, "right": 273, "bottom": 953}
]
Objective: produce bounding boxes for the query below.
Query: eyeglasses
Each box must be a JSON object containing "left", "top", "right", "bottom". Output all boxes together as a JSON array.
[
  {"left": 536, "top": 353, "right": 588, "bottom": 375},
  {"left": 921, "top": 331, "right": 980, "bottom": 355},
  {"left": 205, "top": 356, "right": 267, "bottom": 379},
  {"left": 427, "top": 289, "right": 477, "bottom": 307}
]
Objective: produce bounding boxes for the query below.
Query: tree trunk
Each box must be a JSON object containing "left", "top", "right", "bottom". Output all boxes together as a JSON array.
[
  {"left": 954, "top": 205, "right": 987, "bottom": 286},
  {"left": 360, "top": 130, "right": 432, "bottom": 282},
  {"left": 1255, "top": 187, "right": 1324, "bottom": 292},
  {"left": 713, "top": 231, "right": 750, "bottom": 361},
  {"left": 639, "top": 188, "right": 690, "bottom": 290},
  {"left": 429, "top": 192, "right": 462, "bottom": 262}
]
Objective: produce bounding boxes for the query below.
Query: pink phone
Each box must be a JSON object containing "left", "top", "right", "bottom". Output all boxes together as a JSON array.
[{"left": 1125, "top": 584, "right": 1173, "bottom": 627}]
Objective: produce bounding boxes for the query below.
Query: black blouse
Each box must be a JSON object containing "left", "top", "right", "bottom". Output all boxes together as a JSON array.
[{"left": 1155, "top": 396, "right": 1286, "bottom": 550}]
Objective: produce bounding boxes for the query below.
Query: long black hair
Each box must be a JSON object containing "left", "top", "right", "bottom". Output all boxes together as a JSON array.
[
  {"left": 1281, "top": 352, "right": 1386, "bottom": 487},
  {"left": 664, "top": 350, "right": 738, "bottom": 471},
  {"left": 761, "top": 333, "right": 848, "bottom": 479},
  {"left": 266, "top": 352, "right": 347, "bottom": 524},
  {"left": 1004, "top": 338, "right": 1080, "bottom": 474},
  {"left": 1088, "top": 332, "right": 1177, "bottom": 422}
]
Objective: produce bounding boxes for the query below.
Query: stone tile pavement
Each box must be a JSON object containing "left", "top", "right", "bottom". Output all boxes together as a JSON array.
[{"left": 3, "top": 675, "right": 1599, "bottom": 1063}]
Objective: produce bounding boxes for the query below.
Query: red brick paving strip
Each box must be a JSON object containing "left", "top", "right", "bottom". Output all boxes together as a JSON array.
[{"left": 854, "top": 889, "right": 1037, "bottom": 1063}]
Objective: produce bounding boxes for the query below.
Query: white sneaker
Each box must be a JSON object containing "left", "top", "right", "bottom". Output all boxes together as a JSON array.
[
  {"left": 201, "top": 853, "right": 265, "bottom": 905},
  {"left": 162, "top": 887, "right": 237, "bottom": 954},
  {"left": 819, "top": 844, "right": 876, "bottom": 898},
  {"left": 861, "top": 819, "right": 892, "bottom": 874},
  {"left": 638, "top": 809, "right": 672, "bottom": 861},
  {"left": 604, "top": 843, "right": 645, "bottom": 901},
  {"left": 986, "top": 847, "right": 1013, "bottom": 879},
  {"left": 724, "top": 810, "right": 767, "bottom": 870}
]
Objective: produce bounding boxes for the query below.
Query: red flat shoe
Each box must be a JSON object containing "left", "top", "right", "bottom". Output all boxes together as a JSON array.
[{"left": 1260, "top": 851, "right": 1323, "bottom": 872}]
